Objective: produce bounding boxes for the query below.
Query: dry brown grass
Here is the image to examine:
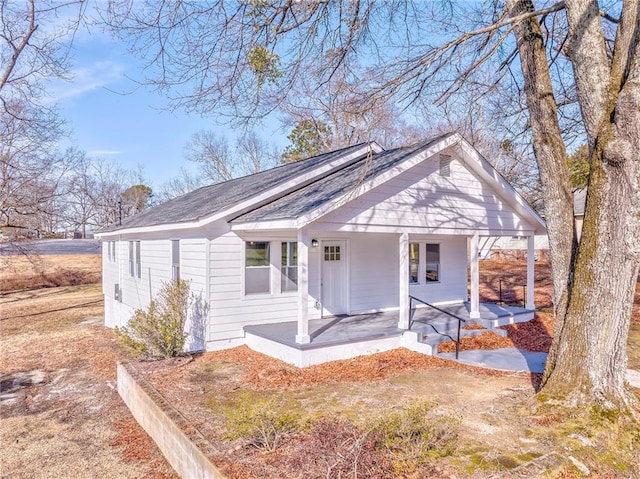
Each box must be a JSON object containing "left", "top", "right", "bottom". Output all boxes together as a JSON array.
[
  {"left": 0, "top": 260, "right": 175, "bottom": 478},
  {"left": 0, "top": 253, "right": 101, "bottom": 291}
]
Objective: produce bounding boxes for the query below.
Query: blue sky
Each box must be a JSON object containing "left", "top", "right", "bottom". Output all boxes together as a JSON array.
[{"left": 49, "top": 25, "right": 288, "bottom": 190}]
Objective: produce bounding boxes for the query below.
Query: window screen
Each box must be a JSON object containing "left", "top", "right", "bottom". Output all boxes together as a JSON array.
[
  {"left": 245, "top": 242, "right": 270, "bottom": 294},
  {"left": 281, "top": 242, "right": 298, "bottom": 292},
  {"left": 425, "top": 243, "right": 440, "bottom": 282}
]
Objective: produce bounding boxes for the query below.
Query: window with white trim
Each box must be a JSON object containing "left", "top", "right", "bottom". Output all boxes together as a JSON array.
[
  {"left": 128, "top": 241, "right": 134, "bottom": 277},
  {"left": 281, "top": 242, "right": 298, "bottom": 292},
  {"left": 245, "top": 241, "right": 270, "bottom": 294},
  {"left": 171, "top": 240, "right": 180, "bottom": 281},
  {"left": 425, "top": 243, "right": 440, "bottom": 282},
  {"left": 409, "top": 243, "right": 419, "bottom": 284},
  {"left": 135, "top": 241, "right": 141, "bottom": 278},
  {"left": 323, "top": 245, "right": 341, "bottom": 261}
]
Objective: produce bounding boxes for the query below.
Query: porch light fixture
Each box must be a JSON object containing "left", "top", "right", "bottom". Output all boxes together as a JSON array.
[{"left": 311, "top": 239, "right": 319, "bottom": 247}]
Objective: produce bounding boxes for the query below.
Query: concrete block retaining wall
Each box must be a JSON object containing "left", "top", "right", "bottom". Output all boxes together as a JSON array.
[{"left": 117, "top": 362, "right": 227, "bottom": 479}]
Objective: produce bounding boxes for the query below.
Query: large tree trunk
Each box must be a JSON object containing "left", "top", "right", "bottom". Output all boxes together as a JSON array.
[
  {"left": 506, "top": 0, "right": 576, "bottom": 372},
  {"left": 541, "top": 0, "right": 640, "bottom": 409},
  {"left": 509, "top": 0, "right": 640, "bottom": 410}
]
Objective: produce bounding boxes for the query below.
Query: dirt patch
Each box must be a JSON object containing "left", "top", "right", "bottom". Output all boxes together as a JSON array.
[{"left": 0, "top": 284, "right": 176, "bottom": 478}]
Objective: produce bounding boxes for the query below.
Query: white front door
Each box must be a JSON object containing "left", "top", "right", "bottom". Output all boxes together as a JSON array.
[{"left": 321, "top": 240, "right": 347, "bottom": 316}]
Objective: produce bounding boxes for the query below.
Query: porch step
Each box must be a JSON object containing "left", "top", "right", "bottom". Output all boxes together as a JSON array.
[{"left": 415, "top": 325, "right": 507, "bottom": 355}]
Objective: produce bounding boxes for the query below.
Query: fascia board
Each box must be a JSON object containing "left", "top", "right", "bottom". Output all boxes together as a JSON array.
[
  {"left": 294, "top": 134, "right": 461, "bottom": 228},
  {"left": 230, "top": 219, "right": 297, "bottom": 231},
  {"left": 309, "top": 221, "right": 538, "bottom": 236}
]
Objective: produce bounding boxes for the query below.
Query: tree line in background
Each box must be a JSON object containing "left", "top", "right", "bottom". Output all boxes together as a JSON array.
[{"left": 0, "top": 2, "right": 558, "bottom": 239}]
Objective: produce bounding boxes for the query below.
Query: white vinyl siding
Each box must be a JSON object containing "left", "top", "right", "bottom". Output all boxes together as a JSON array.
[
  {"left": 348, "top": 234, "right": 398, "bottom": 313},
  {"left": 208, "top": 232, "right": 299, "bottom": 342},
  {"left": 317, "top": 150, "right": 534, "bottom": 235},
  {"left": 408, "top": 236, "right": 467, "bottom": 303}
]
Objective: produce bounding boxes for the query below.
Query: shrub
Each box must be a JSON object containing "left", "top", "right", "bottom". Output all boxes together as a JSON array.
[
  {"left": 373, "top": 400, "right": 460, "bottom": 473},
  {"left": 284, "top": 417, "right": 388, "bottom": 478},
  {"left": 222, "top": 394, "right": 306, "bottom": 453},
  {"left": 115, "top": 279, "right": 192, "bottom": 359}
]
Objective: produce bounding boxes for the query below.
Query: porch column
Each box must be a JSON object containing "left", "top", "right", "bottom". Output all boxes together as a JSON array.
[
  {"left": 469, "top": 233, "right": 480, "bottom": 319},
  {"left": 398, "top": 232, "right": 410, "bottom": 329},
  {"left": 296, "top": 229, "right": 311, "bottom": 344},
  {"left": 526, "top": 235, "right": 535, "bottom": 310}
]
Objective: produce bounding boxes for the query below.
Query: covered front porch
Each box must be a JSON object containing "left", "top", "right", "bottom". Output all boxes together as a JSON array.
[{"left": 244, "top": 301, "right": 534, "bottom": 367}]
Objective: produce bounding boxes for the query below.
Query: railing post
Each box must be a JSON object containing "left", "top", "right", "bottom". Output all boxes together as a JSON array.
[{"left": 456, "top": 319, "right": 462, "bottom": 360}]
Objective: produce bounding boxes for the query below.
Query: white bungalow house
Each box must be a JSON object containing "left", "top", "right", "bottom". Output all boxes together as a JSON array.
[{"left": 97, "top": 132, "right": 546, "bottom": 367}]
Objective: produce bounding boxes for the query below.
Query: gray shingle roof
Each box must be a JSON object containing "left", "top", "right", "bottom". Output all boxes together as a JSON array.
[
  {"left": 231, "top": 134, "right": 452, "bottom": 224},
  {"left": 99, "top": 142, "right": 373, "bottom": 232}
]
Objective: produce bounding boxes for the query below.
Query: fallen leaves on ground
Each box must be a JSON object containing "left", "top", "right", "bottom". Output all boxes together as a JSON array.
[
  {"left": 143, "top": 345, "right": 523, "bottom": 395},
  {"left": 438, "top": 314, "right": 554, "bottom": 354}
]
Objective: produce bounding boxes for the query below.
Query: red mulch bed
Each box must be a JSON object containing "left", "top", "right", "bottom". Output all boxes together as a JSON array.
[{"left": 438, "top": 314, "right": 554, "bottom": 354}]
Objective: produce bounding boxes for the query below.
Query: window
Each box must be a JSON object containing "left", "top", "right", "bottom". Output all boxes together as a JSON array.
[
  {"left": 439, "top": 154, "right": 452, "bottom": 177},
  {"left": 281, "top": 242, "right": 298, "bottom": 292},
  {"left": 425, "top": 243, "right": 440, "bottom": 282},
  {"left": 323, "top": 245, "right": 341, "bottom": 261},
  {"left": 245, "top": 241, "right": 270, "bottom": 294},
  {"left": 128, "top": 242, "right": 134, "bottom": 277},
  {"left": 409, "top": 243, "right": 419, "bottom": 284},
  {"left": 135, "top": 241, "right": 141, "bottom": 278},
  {"left": 107, "top": 241, "right": 116, "bottom": 262},
  {"left": 171, "top": 240, "right": 180, "bottom": 281}
]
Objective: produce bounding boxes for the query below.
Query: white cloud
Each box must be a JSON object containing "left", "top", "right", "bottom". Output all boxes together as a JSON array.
[{"left": 46, "top": 60, "right": 126, "bottom": 104}]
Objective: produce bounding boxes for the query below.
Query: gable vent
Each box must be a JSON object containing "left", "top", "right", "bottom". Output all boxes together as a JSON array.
[{"left": 439, "top": 154, "right": 452, "bottom": 177}]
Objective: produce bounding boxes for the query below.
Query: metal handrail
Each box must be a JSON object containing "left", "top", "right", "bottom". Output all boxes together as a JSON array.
[
  {"left": 409, "top": 295, "right": 467, "bottom": 359},
  {"left": 498, "top": 279, "right": 526, "bottom": 307}
]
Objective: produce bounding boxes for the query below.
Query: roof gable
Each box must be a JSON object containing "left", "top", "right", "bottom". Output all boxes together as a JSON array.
[
  {"left": 230, "top": 134, "right": 455, "bottom": 226},
  {"left": 231, "top": 132, "right": 545, "bottom": 235}
]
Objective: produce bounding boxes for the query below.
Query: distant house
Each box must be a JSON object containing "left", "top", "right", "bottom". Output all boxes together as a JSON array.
[{"left": 96, "top": 132, "right": 546, "bottom": 367}]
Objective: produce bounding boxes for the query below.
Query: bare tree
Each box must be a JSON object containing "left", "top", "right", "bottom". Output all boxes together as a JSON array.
[
  {"left": 1, "top": 0, "right": 85, "bottom": 111},
  {"left": 236, "top": 131, "right": 280, "bottom": 174},
  {"left": 0, "top": 0, "right": 86, "bottom": 238},
  {"left": 156, "top": 167, "right": 206, "bottom": 203},
  {"left": 104, "top": 1, "right": 639, "bottom": 417},
  {"left": 281, "top": 63, "right": 424, "bottom": 152},
  {"left": 0, "top": 102, "right": 72, "bottom": 235},
  {"left": 184, "top": 130, "right": 279, "bottom": 184}
]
